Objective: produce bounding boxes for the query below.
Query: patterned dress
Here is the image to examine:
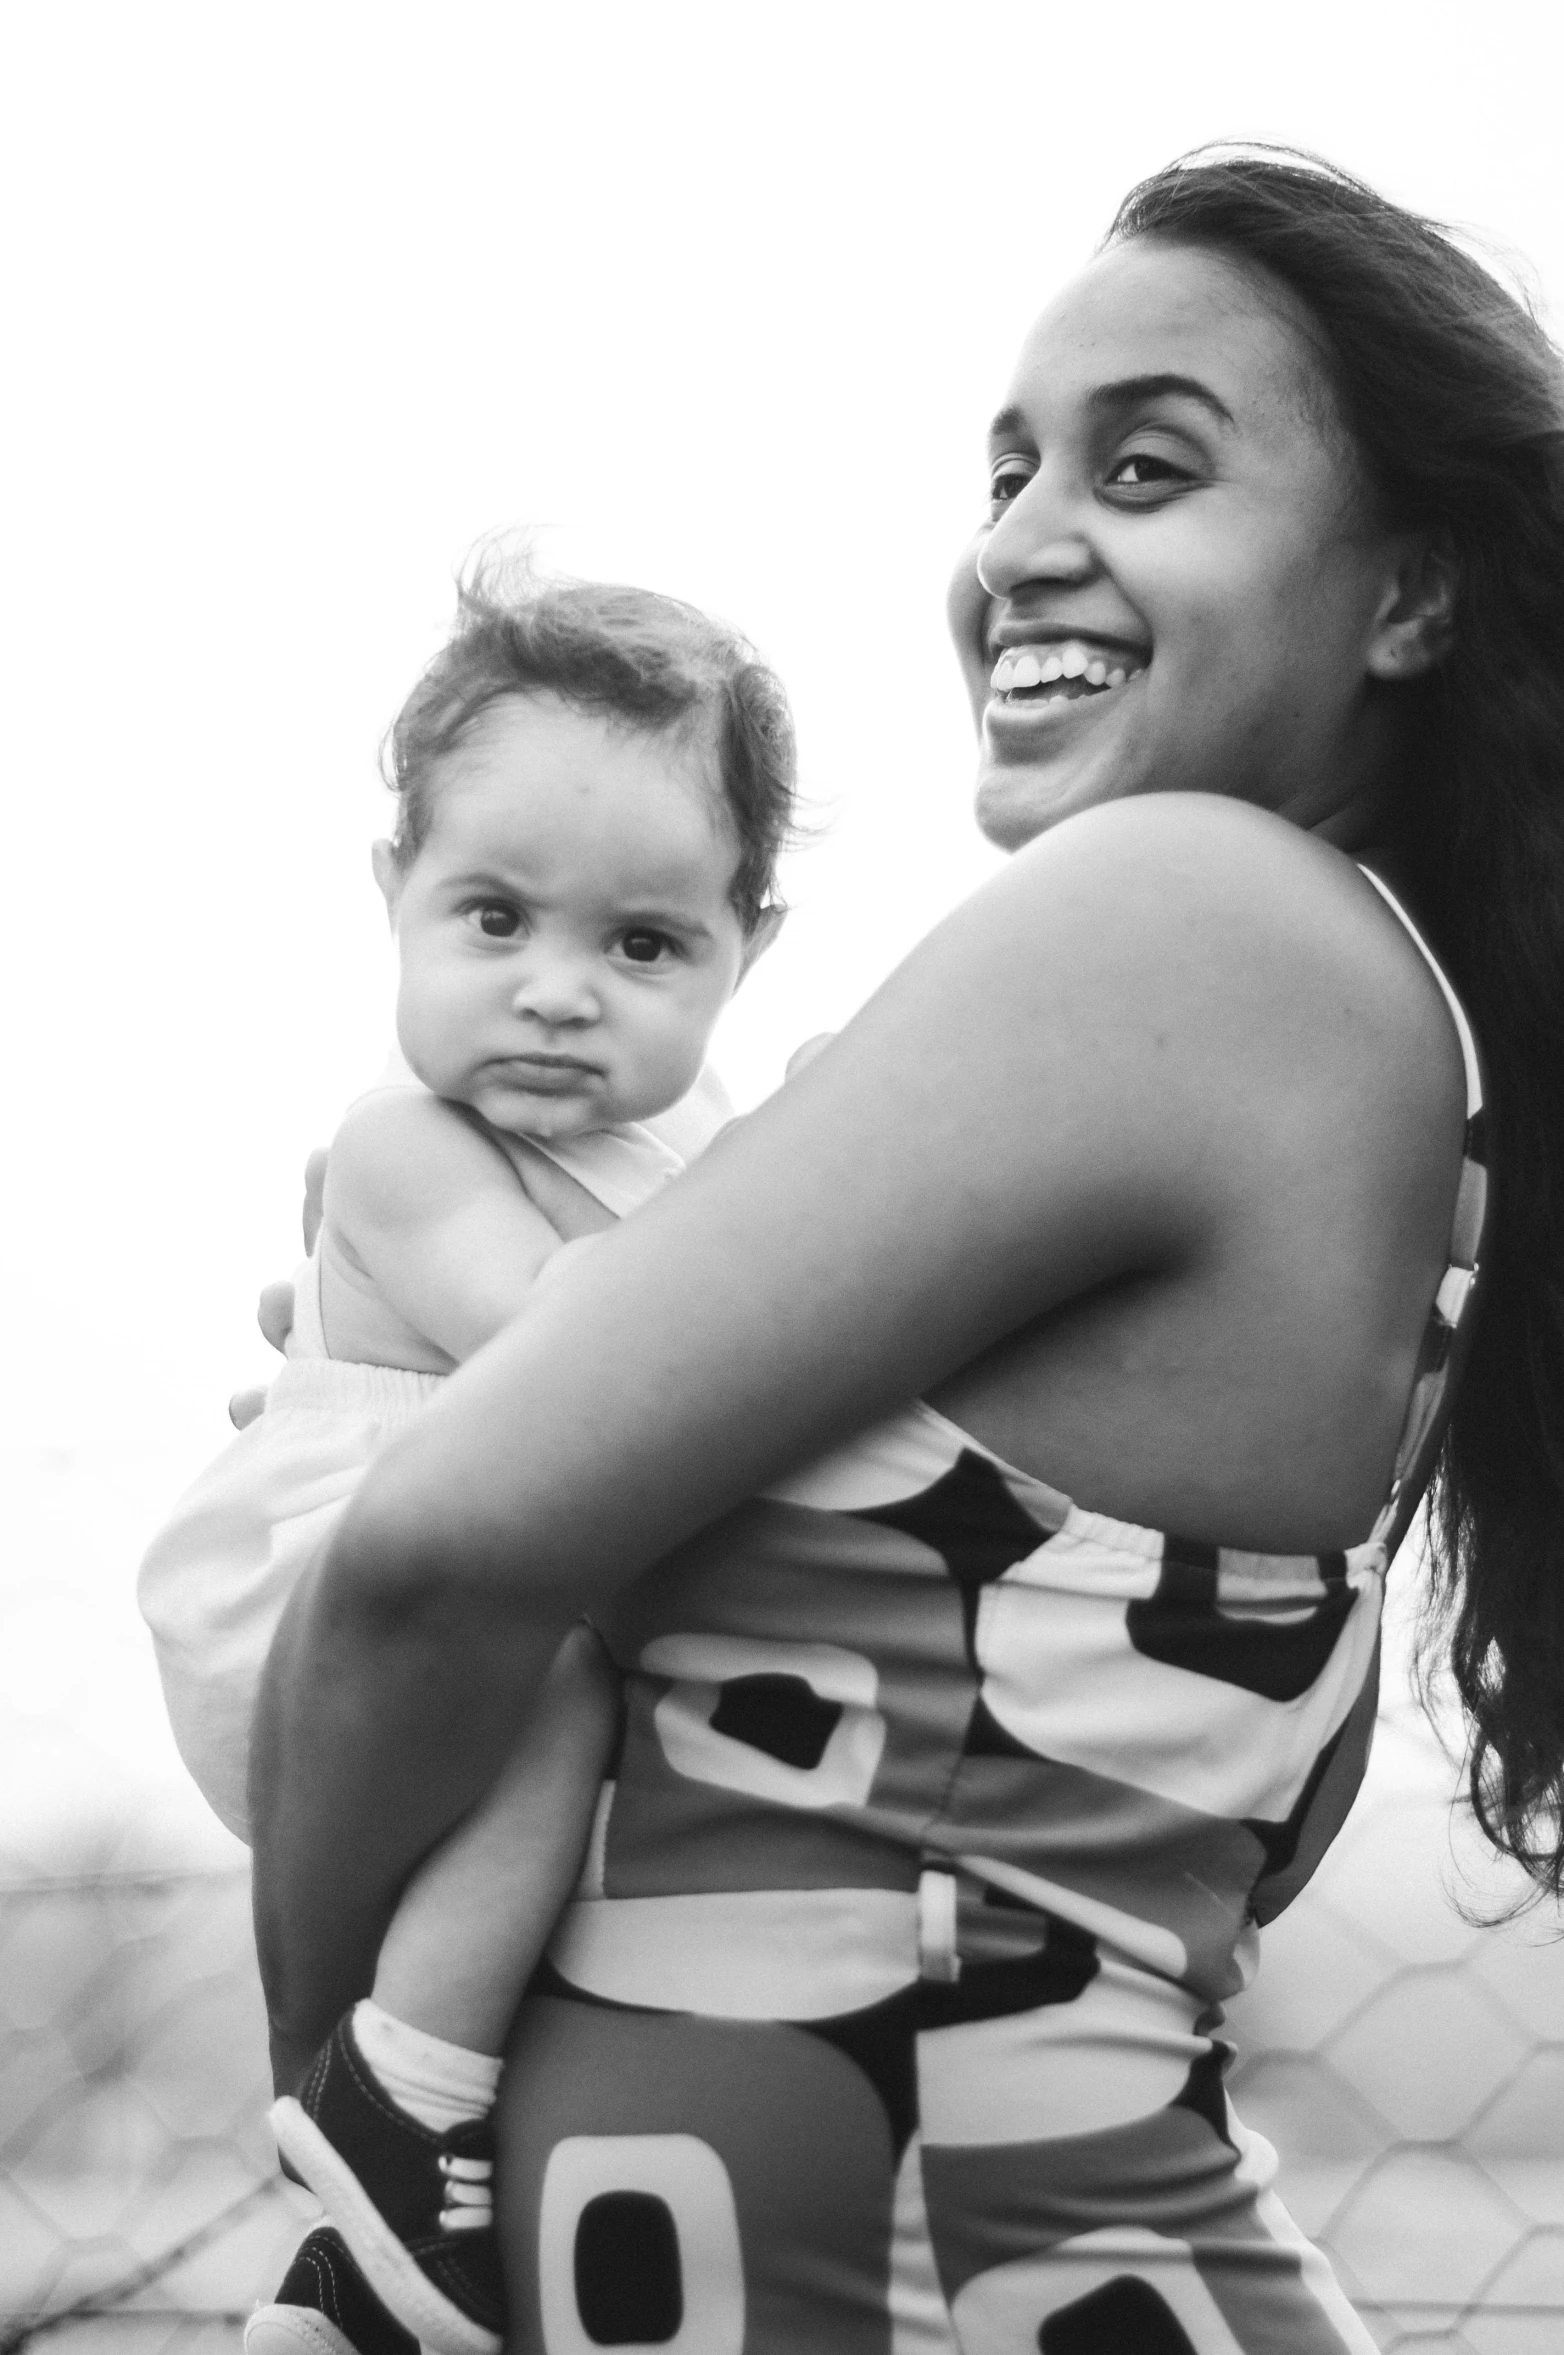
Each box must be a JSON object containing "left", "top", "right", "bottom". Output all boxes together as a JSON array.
[{"left": 500, "top": 874, "right": 1487, "bottom": 2355}]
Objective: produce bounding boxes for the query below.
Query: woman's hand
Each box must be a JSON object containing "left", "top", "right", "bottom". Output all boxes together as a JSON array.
[{"left": 227, "top": 1148, "right": 329, "bottom": 1427}]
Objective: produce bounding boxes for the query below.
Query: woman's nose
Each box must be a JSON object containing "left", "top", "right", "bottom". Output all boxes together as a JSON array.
[{"left": 976, "top": 469, "right": 1098, "bottom": 601}]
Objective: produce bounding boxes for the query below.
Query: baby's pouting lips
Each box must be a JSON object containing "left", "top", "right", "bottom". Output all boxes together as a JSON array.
[
  {"left": 489, "top": 1053, "right": 603, "bottom": 1094},
  {"left": 989, "top": 638, "right": 1146, "bottom": 704}
]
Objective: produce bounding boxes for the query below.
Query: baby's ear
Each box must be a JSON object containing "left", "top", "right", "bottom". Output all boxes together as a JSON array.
[
  {"left": 371, "top": 839, "right": 403, "bottom": 925},
  {"left": 738, "top": 903, "right": 786, "bottom": 979}
]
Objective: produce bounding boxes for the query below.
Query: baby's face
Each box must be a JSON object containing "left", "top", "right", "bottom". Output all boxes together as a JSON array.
[{"left": 382, "top": 694, "right": 750, "bottom": 1140}]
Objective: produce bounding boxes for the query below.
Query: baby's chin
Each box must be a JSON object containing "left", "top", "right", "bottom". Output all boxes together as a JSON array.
[
  {"left": 464, "top": 1072, "right": 684, "bottom": 1143},
  {"left": 468, "top": 1087, "right": 611, "bottom": 1142}
]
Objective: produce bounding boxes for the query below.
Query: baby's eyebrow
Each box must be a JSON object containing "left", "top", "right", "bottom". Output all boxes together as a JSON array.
[{"left": 619, "top": 907, "right": 716, "bottom": 942}]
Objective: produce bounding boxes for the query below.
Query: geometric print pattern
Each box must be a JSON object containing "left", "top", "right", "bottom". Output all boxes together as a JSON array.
[
  {"left": 504, "top": 1401, "right": 1401, "bottom": 2351},
  {"left": 501, "top": 873, "right": 1488, "bottom": 2354}
]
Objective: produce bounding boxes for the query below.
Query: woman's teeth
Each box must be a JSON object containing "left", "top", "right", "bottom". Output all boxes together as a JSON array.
[{"left": 989, "top": 641, "right": 1144, "bottom": 700}]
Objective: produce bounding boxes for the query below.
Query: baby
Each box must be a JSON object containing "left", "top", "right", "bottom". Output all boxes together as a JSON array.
[{"left": 138, "top": 559, "right": 795, "bottom": 2355}]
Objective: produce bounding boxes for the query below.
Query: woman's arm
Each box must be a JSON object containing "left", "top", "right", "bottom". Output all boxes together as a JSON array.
[{"left": 250, "top": 796, "right": 1403, "bottom": 2080}]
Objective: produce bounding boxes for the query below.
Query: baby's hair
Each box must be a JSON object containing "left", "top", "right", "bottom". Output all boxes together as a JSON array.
[{"left": 383, "top": 546, "right": 797, "bottom": 931}]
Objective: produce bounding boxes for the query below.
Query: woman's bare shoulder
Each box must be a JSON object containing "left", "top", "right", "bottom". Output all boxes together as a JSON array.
[
  {"left": 1009, "top": 791, "right": 1398, "bottom": 969},
  {"left": 994, "top": 793, "right": 1466, "bottom": 1131}
]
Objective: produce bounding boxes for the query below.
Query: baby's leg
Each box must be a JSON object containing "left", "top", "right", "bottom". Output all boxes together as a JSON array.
[
  {"left": 371, "top": 1617, "right": 618, "bottom": 2052},
  {"left": 267, "top": 1623, "right": 618, "bottom": 2355}
]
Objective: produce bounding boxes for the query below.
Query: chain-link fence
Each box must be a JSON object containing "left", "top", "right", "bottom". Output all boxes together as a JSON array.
[
  {"left": 1225, "top": 1636, "right": 1564, "bottom": 2355},
  {"left": 0, "top": 1857, "right": 297, "bottom": 2354},
  {"left": 3, "top": 1443, "right": 1562, "bottom": 2352},
  {"left": 0, "top": 1445, "right": 306, "bottom": 2353}
]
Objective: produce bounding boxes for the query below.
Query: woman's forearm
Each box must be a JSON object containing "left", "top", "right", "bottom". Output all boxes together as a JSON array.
[{"left": 249, "top": 1528, "right": 575, "bottom": 2088}]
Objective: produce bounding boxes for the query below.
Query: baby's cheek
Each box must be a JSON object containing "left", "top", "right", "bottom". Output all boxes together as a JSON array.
[{"left": 643, "top": 992, "right": 707, "bottom": 1069}]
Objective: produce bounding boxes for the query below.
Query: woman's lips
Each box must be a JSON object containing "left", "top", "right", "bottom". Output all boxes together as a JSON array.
[
  {"left": 982, "top": 666, "right": 1143, "bottom": 751},
  {"left": 989, "top": 639, "right": 1146, "bottom": 697}
]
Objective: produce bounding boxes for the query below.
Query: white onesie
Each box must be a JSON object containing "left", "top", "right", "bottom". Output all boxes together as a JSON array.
[{"left": 137, "top": 1115, "right": 685, "bottom": 1842}]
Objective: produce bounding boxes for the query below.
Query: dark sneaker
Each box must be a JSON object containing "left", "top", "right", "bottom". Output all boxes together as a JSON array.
[
  {"left": 244, "top": 2226, "right": 420, "bottom": 2355},
  {"left": 269, "top": 2015, "right": 504, "bottom": 2355}
]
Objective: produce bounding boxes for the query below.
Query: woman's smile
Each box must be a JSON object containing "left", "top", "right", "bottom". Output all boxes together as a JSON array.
[
  {"left": 983, "top": 632, "right": 1150, "bottom": 756},
  {"left": 981, "top": 662, "right": 1147, "bottom": 762},
  {"left": 988, "top": 640, "right": 1147, "bottom": 700}
]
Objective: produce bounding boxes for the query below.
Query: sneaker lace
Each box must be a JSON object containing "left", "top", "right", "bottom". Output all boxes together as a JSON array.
[{"left": 438, "top": 2151, "right": 493, "bottom": 2234}]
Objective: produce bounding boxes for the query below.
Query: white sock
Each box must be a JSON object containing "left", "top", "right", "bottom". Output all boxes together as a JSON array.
[{"left": 350, "top": 1998, "right": 502, "bottom": 2135}]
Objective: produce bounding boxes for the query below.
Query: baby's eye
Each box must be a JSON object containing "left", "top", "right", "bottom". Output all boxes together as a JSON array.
[
  {"left": 474, "top": 901, "right": 521, "bottom": 938},
  {"left": 988, "top": 454, "right": 1035, "bottom": 515},
  {"left": 620, "top": 928, "right": 676, "bottom": 965}
]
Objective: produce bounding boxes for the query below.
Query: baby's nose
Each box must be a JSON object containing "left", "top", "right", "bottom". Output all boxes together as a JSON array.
[{"left": 512, "top": 955, "right": 601, "bottom": 1025}]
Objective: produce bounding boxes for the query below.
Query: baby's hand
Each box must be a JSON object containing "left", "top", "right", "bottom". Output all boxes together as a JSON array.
[{"left": 227, "top": 1148, "right": 330, "bottom": 1428}]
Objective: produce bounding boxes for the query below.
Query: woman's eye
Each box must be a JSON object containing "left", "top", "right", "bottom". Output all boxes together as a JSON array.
[
  {"left": 620, "top": 929, "right": 674, "bottom": 965},
  {"left": 1105, "top": 451, "right": 1187, "bottom": 491},
  {"left": 988, "top": 456, "right": 1035, "bottom": 514},
  {"left": 475, "top": 902, "right": 520, "bottom": 938}
]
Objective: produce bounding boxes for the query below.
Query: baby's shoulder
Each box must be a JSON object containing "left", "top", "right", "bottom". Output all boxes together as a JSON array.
[
  {"left": 325, "top": 1087, "right": 519, "bottom": 1231},
  {"left": 333, "top": 1082, "right": 463, "bottom": 1154}
]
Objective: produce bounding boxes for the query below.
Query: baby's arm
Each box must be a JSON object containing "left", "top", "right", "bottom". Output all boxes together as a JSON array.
[{"left": 324, "top": 1089, "right": 606, "bottom": 1363}]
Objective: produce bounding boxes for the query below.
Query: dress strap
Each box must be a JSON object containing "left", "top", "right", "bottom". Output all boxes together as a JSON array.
[
  {"left": 1358, "top": 866, "right": 1483, "bottom": 1122},
  {"left": 1355, "top": 867, "right": 1489, "bottom": 1563},
  {"left": 526, "top": 1122, "right": 686, "bottom": 1218}
]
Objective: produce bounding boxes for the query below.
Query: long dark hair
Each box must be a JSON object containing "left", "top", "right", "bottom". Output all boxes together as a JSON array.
[{"left": 1110, "top": 148, "right": 1564, "bottom": 1894}]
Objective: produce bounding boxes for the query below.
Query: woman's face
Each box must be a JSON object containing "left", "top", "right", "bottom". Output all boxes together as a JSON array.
[{"left": 948, "top": 237, "right": 1409, "bottom": 850}]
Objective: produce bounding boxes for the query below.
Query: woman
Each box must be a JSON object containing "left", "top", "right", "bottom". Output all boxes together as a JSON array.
[{"left": 251, "top": 151, "right": 1564, "bottom": 2352}]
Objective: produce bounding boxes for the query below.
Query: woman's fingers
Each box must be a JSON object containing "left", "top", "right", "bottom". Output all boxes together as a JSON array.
[
  {"left": 258, "top": 1280, "right": 296, "bottom": 1354},
  {"left": 236, "top": 1147, "right": 325, "bottom": 1418},
  {"left": 303, "top": 1147, "right": 329, "bottom": 1253}
]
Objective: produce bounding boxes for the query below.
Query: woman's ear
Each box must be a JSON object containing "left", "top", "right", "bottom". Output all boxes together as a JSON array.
[
  {"left": 1366, "top": 534, "right": 1458, "bottom": 682},
  {"left": 737, "top": 903, "right": 786, "bottom": 980},
  {"left": 371, "top": 839, "right": 403, "bottom": 927}
]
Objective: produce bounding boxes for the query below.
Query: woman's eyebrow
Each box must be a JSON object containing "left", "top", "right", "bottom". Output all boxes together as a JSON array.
[
  {"left": 987, "top": 404, "right": 1032, "bottom": 445},
  {"left": 989, "top": 375, "right": 1237, "bottom": 448},
  {"left": 1089, "top": 372, "right": 1236, "bottom": 428}
]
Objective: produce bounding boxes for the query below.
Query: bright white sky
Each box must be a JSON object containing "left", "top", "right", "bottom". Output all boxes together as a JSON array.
[{"left": 5, "top": 0, "right": 1564, "bottom": 1526}]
